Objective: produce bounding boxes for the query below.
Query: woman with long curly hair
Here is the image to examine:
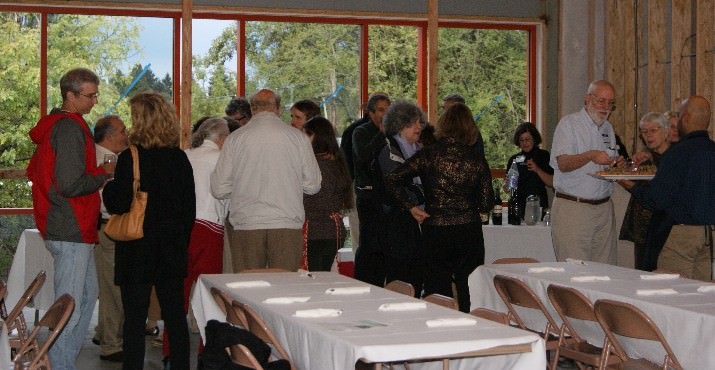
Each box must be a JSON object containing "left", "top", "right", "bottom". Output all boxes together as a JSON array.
[{"left": 103, "top": 91, "right": 195, "bottom": 370}]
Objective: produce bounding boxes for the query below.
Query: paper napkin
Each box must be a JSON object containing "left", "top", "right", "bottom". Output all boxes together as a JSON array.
[
  {"left": 570, "top": 275, "right": 611, "bottom": 282},
  {"left": 378, "top": 302, "right": 427, "bottom": 311},
  {"left": 640, "top": 273, "right": 680, "bottom": 280},
  {"left": 426, "top": 318, "right": 477, "bottom": 328},
  {"left": 528, "top": 267, "right": 565, "bottom": 273},
  {"left": 697, "top": 285, "right": 715, "bottom": 293},
  {"left": 263, "top": 297, "right": 311, "bottom": 304},
  {"left": 636, "top": 288, "right": 678, "bottom": 296},
  {"left": 226, "top": 280, "right": 271, "bottom": 288},
  {"left": 293, "top": 308, "right": 343, "bottom": 318},
  {"left": 325, "top": 286, "right": 371, "bottom": 295}
]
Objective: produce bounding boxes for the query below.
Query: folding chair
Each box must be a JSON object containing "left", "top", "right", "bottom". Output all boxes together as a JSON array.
[
  {"left": 594, "top": 299, "right": 684, "bottom": 370},
  {"left": 12, "top": 294, "right": 75, "bottom": 370},
  {"left": 209, "top": 286, "right": 248, "bottom": 328},
  {"left": 384, "top": 280, "right": 415, "bottom": 298},
  {"left": 546, "top": 285, "right": 621, "bottom": 370},
  {"left": 492, "top": 257, "right": 540, "bottom": 264},
  {"left": 469, "top": 307, "right": 510, "bottom": 325},
  {"left": 229, "top": 343, "right": 266, "bottom": 369},
  {"left": 493, "top": 275, "right": 562, "bottom": 369},
  {"left": 423, "top": 294, "right": 458, "bottom": 310},
  {"left": 235, "top": 301, "right": 296, "bottom": 370},
  {"left": 6, "top": 271, "right": 46, "bottom": 351}
]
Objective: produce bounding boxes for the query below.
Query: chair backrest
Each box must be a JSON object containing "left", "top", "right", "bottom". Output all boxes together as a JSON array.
[
  {"left": 594, "top": 299, "right": 684, "bottom": 370},
  {"left": 235, "top": 302, "right": 296, "bottom": 370},
  {"left": 13, "top": 293, "right": 75, "bottom": 370},
  {"left": 492, "top": 257, "right": 540, "bottom": 264},
  {"left": 384, "top": 280, "right": 415, "bottom": 297},
  {"left": 469, "top": 307, "right": 510, "bottom": 325},
  {"left": 6, "top": 270, "right": 47, "bottom": 342},
  {"left": 240, "top": 268, "right": 290, "bottom": 273},
  {"left": 493, "top": 275, "right": 560, "bottom": 343},
  {"left": 423, "top": 294, "right": 458, "bottom": 310},
  {"left": 229, "top": 343, "right": 265, "bottom": 369},
  {"left": 210, "top": 287, "right": 248, "bottom": 328},
  {"left": 546, "top": 284, "right": 598, "bottom": 343}
]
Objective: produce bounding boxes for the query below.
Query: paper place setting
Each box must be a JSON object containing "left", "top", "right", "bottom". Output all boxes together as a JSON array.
[
  {"left": 566, "top": 258, "right": 587, "bottom": 265},
  {"left": 528, "top": 267, "right": 565, "bottom": 273},
  {"left": 325, "top": 286, "right": 371, "bottom": 295},
  {"left": 697, "top": 285, "right": 715, "bottom": 293},
  {"left": 570, "top": 275, "right": 611, "bottom": 282},
  {"left": 425, "top": 317, "right": 477, "bottom": 328},
  {"left": 226, "top": 280, "right": 271, "bottom": 288},
  {"left": 378, "top": 302, "right": 427, "bottom": 312},
  {"left": 263, "top": 297, "right": 311, "bottom": 304},
  {"left": 636, "top": 288, "right": 679, "bottom": 296},
  {"left": 293, "top": 308, "right": 343, "bottom": 318},
  {"left": 640, "top": 273, "right": 680, "bottom": 280}
]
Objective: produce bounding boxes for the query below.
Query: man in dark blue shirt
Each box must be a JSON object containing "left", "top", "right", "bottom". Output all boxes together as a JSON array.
[{"left": 630, "top": 96, "right": 715, "bottom": 280}]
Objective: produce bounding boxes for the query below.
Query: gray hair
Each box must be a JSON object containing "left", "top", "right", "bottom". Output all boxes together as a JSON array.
[
  {"left": 94, "top": 115, "right": 122, "bottom": 143},
  {"left": 442, "top": 93, "right": 465, "bottom": 104},
  {"left": 191, "top": 117, "right": 228, "bottom": 148},
  {"left": 639, "top": 112, "right": 668, "bottom": 129},
  {"left": 60, "top": 68, "right": 99, "bottom": 101},
  {"left": 383, "top": 101, "right": 426, "bottom": 137}
]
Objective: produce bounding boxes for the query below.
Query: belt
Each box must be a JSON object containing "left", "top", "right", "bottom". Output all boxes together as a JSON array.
[
  {"left": 555, "top": 192, "right": 609, "bottom": 205},
  {"left": 355, "top": 186, "right": 373, "bottom": 191}
]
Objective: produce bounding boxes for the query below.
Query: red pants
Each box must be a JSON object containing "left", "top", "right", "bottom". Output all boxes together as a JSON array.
[{"left": 164, "top": 219, "right": 223, "bottom": 356}]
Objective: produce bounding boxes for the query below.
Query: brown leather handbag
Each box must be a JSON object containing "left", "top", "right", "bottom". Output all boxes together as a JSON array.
[{"left": 104, "top": 145, "right": 147, "bottom": 241}]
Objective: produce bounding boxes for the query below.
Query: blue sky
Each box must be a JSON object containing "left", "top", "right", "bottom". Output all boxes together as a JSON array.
[{"left": 136, "top": 18, "right": 237, "bottom": 78}]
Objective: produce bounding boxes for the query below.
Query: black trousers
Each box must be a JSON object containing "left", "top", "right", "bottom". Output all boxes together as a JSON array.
[
  {"left": 422, "top": 222, "right": 484, "bottom": 312},
  {"left": 353, "top": 195, "right": 386, "bottom": 287},
  {"left": 121, "top": 278, "right": 189, "bottom": 370}
]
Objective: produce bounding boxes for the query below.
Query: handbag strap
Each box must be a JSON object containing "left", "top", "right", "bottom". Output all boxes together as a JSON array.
[{"left": 129, "top": 145, "right": 141, "bottom": 194}]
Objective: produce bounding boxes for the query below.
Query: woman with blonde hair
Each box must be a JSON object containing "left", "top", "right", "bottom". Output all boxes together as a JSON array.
[
  {"left": 384, "top": 103, "right": 493, "bottom": 312},
  {"left": 103, "top": 91, "right": 195, "bottom": 370}
]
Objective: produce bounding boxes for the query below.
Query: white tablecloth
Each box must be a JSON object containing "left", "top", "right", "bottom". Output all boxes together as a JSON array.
[
  {"left": 7, "top": 229, "right": 55, "bottom": 312},
  {"left": 482, "top": 224, "right": 555, "bottom": 263},
  {"left": 192, "top": 271, "right": 546, "bottom": 370},
  {"left": 469, "top": 261, "right": 715, "bottom": 369},
  {"left": 0, "top": 320, "right": 10, "bottom": 370}
]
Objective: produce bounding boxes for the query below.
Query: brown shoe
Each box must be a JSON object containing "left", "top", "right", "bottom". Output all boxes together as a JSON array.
[
  {"left": 145, "top": 326, "right": 160, "bottom": 336},
  {"left": 100, "top": 351, "right": 123, "bottom": 362}
]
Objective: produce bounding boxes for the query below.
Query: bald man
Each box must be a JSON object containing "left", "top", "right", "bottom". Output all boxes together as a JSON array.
[
  {"left": 631, "top": 96, "right": 715, "bottom": 280},
  {"left": 211, "top": 89, "right": 322, "bottom": 272}
]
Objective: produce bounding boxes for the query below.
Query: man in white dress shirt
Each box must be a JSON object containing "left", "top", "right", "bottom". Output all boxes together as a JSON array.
[
  {"left": 211, "top": 89, "right": 322, "bottom": 272},
  {"left": 550, "top": 80, "right": 621, "bottom": 263}
]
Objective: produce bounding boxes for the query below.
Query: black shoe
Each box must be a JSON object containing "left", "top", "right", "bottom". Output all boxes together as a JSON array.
[
  {"left": 100, "top": 351, "right": 123, "bottom": 362},
  {"left": 145, "top": 326, "right": 160, "bottom": 336},
  {"left": 162, "top": 356, "right": 171, "bottom": 370},
  {"left": 92, "top": 337, "right": 100, "bottom": 346}
]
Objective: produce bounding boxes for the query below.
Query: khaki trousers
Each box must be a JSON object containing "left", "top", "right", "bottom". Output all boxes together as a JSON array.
[
  {"left": 551, "top": 197, "right": 617, "bottom": 264},
  {"left": 658, "top": 225, "right": 712, "bottom": 281},
  {"left": 229, "top": 228, "right": 303, "bottom": 272},
  {"left": 96, "top": 226, "right": 123, "bottom": 355}
]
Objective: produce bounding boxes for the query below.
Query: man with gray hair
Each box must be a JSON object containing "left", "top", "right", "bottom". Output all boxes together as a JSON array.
[
  {"left": 93, "top": 115, "right": 128, "bottom": 363},
  {"left": 550, "top": 80, "right": 621, "bottom": 264},
  {"left": 211, "top": 89, "right": 321, "bottom": 272}
]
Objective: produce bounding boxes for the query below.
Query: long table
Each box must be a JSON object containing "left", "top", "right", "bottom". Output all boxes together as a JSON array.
[
  {"left": 192, "top": 271, "right": 546, "bottom": 370},
  {"left": 469, "top": 261, "right": 715, "bottom": 369},
  {"left": 7, "top": 229, "right": 55, "bottom": 312}
]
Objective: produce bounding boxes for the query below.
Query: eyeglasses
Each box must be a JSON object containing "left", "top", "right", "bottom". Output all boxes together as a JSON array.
[
  {"left": 519, "top": 137, "right": 533, "bottom": 143},
  {"left": 589, "top": 94, "right": 616, "bottom": 108},
  {"left": 640, "top": 127, "right": 662, "bottom": 136},
  {"left": 78, "top": 92, "right": 99, "bottom": 100}
]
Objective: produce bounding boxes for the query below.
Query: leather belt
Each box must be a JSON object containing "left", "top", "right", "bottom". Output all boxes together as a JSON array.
[{"left": 555, "top": 192, "right": 609, "bottom": 205}]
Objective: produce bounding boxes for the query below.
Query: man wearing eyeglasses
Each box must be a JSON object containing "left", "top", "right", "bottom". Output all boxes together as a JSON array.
[
  {"left": 549, "top": 80, "right": 622, "bottom": 264},
  {"left": 224, "top": 96, "right": 252, "bottom": 131},
  {"left": 27, "top": 68, "right": 114, "bottom": 370}
]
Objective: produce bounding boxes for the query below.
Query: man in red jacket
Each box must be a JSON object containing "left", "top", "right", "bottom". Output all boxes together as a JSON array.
[{"left": 27, "top": 68, "right": 114, "bottom": 370}]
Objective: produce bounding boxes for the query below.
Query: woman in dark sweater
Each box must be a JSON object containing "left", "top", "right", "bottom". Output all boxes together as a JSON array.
[
  {"left": 103, "top": 92, "right": 195, "bottom": 370},
  {"left": 302, "top": 117, "right": 353, "bottom": 271},
  {"left": 385, "top": 103, "right": 493, "bottom": 312},
  {"left": 505, "top": 122, "right": 553, "bottom": 217}
]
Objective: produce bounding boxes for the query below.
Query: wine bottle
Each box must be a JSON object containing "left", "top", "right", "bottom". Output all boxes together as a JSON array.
[
  {"left": 508, "top": 187, "right": 521, "bottom": 225},
  {"left": 492, "top": 186, "right": 503, "bottom": 225}
]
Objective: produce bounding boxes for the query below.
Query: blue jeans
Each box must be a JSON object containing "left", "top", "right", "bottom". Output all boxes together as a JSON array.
[{"left": 45, "top": 240, "right": 98, "bottom": 370}]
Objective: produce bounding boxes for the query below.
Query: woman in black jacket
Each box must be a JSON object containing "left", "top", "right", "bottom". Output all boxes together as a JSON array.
[{"left": 104, "top": 92, "right": 195, "bottom": 370}]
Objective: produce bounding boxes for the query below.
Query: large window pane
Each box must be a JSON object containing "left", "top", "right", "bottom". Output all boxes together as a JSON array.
[
  {"left": 245, "top": 21, "right": 360, "bottom": 134},
  {"left": 368, "top": 25, "right": 418, "bottom": 102},
  {"left": 0, "top": 214, "right": 35, "bottom": 279},
  {"left": 191, "top": 19, "right": 237, "bottom": 124},
  {"left": 47, "top": 14, "right": 171, "bottom": 125},
  {"left": 438, "top": 27, "right": 528, "bottom": 169}
]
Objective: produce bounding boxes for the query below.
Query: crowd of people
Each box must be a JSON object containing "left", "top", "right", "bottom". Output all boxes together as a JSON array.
[{"left": 26, "top": 67, "right": 715, "bottom": 370}]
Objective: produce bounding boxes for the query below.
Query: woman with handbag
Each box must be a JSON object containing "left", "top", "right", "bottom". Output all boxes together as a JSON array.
[{"left": 103, "top": 92, "right": 195, "bottom": 370}]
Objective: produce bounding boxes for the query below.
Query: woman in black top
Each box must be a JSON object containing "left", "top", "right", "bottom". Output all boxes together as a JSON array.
[
  {"left": 505, "top": 122, "right": 553, "bottom": 217},
  {"left": 385, "top": 103, "right": 493, "bottom": 312},
  {"left": 103, "top": 92, "right": 195, "bottom": 370}
]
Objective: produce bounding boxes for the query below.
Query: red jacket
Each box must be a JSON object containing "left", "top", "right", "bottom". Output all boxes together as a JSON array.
[{"left": 27, "top": 112, "right": 106, "bottom": 243}]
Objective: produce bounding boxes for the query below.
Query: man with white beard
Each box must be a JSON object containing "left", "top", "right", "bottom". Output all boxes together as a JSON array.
[{"left": 549, "top": 80, "right": 622, "bottom": 263}]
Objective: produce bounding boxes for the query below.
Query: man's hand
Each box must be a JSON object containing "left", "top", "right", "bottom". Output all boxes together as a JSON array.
[
  {"left": 101, "top": 161, "right": 116, "bottom": 175},
  {"left": 632, "top": 151, "right": 653, "bottom": 164},
  {"left": 409, "top": 206, "right": 430, "bottom": 224},
  {"left": 590, "top": 150, "right": 614, "bottom": 165}
]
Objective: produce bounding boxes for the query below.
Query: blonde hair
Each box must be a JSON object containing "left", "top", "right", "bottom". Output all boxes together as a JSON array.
[{"left": 128, "top": 92, "right": 180, "bottom": 148}]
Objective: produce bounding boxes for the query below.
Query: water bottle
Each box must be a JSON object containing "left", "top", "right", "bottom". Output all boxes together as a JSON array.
[
  {"left": 507, "top": 162, "right": 519, "bottom": 191},
  {"left": 524, "top": 195, "right": 540, "bottom": 225},
  {"left": 542, "top": 208, "right": 551, "bottom": 226}
]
